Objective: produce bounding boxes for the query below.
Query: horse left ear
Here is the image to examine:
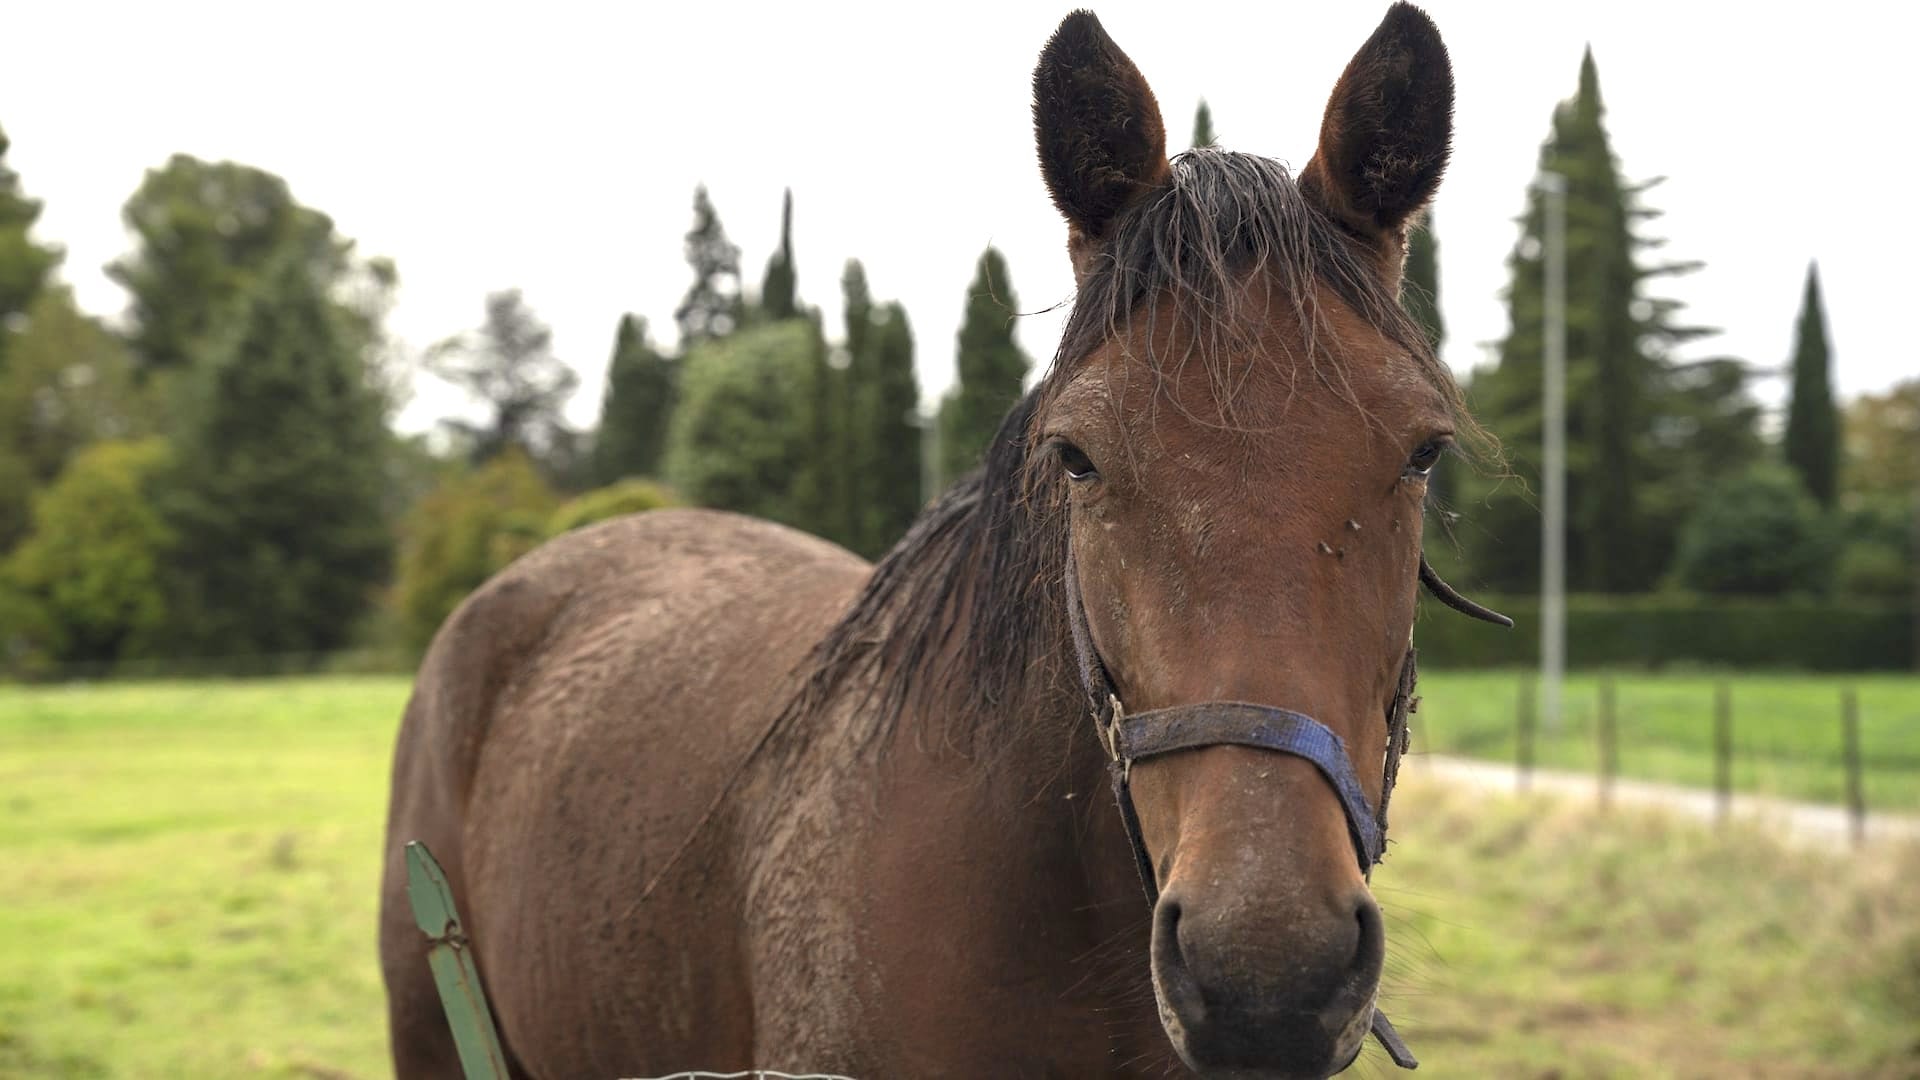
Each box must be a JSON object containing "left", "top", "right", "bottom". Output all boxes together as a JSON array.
[{"left": 1301, "top": 3, "right": 1453, "bottom": 250}]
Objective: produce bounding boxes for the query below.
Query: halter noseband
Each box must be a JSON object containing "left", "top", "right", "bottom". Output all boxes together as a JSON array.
[{"left": 1066, "top": 548, "right": 1510, "bottom": 1071}]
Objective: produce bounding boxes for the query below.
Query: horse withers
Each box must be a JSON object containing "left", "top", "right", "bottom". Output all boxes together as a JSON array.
[{"left": 381, "top": 5, "right": 1490, "bottom": 1076}]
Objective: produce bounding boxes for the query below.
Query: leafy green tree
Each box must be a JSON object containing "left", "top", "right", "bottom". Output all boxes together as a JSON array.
[
  {"left": 428, "top": 290, "right": 578, "bottom": 468},
  {"left": 0, "top": 286, "right": 148, "bottom": 550},
  {"left": 853, "top": 301, "right": 922, "bottom": 557},
  {"left": 938, "top": 247, "right": 1029, "bottom": 485},
  {"left": 663, "top": 320, "right": 821, "bottom": 526},
  {"left": 675, "top": 185, "right": 743, "bottom": 346},
  {"left": 1460, "top": 49, "right": 1758, "bottom": 594},
  {"left": 760, "top": 188, "right": 798, "bottom": 321},
  {"left": 156, "top": 254, "right": 393, "bottom": 658},
  {"left": 548, "top": 477, "right": 678, "bottom": 536},
  {"left": 591, "top": 314, "right": 675, "bottom": 483},
  {"left": 1191, "top": 100, "right": 1216, "bottom": 150},
  {"left": 1844, "top": 379, "right": 1919, "bottom": 499},
  {"left": 1783, "top": 262, "right": 1839, "bottom": 507},
  {"left": 0, "top": 124, "right": 62, "bottom": 368},
  {"left": 107, "top": 156, "right": 368, "bottom": 378},
  {"left": 393, "top": 449, "right": 557, "bottom": 653},
  {"left": 4, "top": 439, "right": 172, "bottom": 665},
  {"left": 1672, "top": 465, "right": 1833, "bottom": 595}
]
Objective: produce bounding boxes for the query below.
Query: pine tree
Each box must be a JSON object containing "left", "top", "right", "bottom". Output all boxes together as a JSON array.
[
  {"left": 1191, "top": 100, "right": 1216, "bottom": 150},
  {"left": 1783, "top": 262, "right": 1839, "bottom": 507},
  {"left": 938, "top": 247, "right": 1029, "bottom": 484},
  {"left": 675, "top": 185, "right": 743, "bottom": 346},
  {"left": 0, "top": 124, "right": 63, "bottom": 368},
  {"left": 156, "top": 254, "right": 391, "bottom": 657},
  {"left": 591, "top": 314, "right": 675, "bottom": 482},
  {"left": 427, "top": 290, "right": 579, "bottom": 468},
  {"left": 760, "top": 189, "right": 798, "bottom": 321},
  {"left": 1460, "top": 48, "right": 1755, "bottom": 594}
]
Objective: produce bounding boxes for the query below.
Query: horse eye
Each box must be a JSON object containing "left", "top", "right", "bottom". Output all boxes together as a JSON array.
[
  {"left": 1056, "top": 442, "right": 1099, "bottom": 482},
  {"left": 1407, "top": 439, "right": 1448, "bottom": 476}
]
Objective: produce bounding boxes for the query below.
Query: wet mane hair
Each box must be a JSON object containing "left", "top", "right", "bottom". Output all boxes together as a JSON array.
[{"left": 777, "top": 149, "right": 1477, "bottom": 758}]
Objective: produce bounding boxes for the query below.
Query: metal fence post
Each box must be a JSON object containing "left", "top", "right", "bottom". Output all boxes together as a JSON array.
[
  {"left": 1714, "top": 682, "right": 1732, "bottom": 827},
  {"left": 1842, "top": 690, "right": 1865, "bottom": 848}
]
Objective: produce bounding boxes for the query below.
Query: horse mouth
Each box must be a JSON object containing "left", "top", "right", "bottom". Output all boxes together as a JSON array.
[{"left": 1152, "top": 974, "right": 1376, "bottom": 1079}]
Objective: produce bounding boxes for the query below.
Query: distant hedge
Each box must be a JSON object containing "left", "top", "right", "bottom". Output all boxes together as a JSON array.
[{"left": 1415, "top": 595, "right": 1916, "bottom": 671}]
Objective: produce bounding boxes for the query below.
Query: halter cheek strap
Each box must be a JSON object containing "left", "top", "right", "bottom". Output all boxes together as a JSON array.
[{"left": 1066, "top": 546, "right": 1506, "bottom": 1072}]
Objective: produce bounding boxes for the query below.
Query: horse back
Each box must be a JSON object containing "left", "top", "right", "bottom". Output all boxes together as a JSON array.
[{"left": 380, "top": 508, "right": 869, "bottom": 1077}]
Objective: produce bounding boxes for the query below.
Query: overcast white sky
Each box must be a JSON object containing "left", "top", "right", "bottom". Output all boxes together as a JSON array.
[{"left": 4, "top": 1, "right": 1912, "bottom": 436}]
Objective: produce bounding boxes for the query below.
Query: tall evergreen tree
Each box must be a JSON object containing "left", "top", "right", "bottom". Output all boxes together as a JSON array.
[
  {"left": 856, "top": 301, "right": 922, "bottom": 557},
  {"left": 1783, "top": 262, "right": 1839, "bottom": 507},
  {"left": 1191, "top": 100, "right": 1216, "bottom": 150},
  {"left": 760, "top": 189, "right": 798, "bottom": 321},
  {"left": 675, "top": 185, "right": 743, "bottom": 346},
  {"left": 0, "top": 124, "right": 63, "bottom": 368},
  {"left": 156, "top": 254, "right": 391, "bottom": 657},
  {"left": 830, "top": 260, "right": 874, "bottom": 545},
  {"left": 108, "top": 156, "right": 361, "bottom": 378},
  {"left": 1460, "top": 48, "right": 1755, "bottom": 594},
  {"left": 591, "top": 314, "right": 675, "bottom": 482},
  {"left": 1402, "top": 212, "right": 1443, "bottom": 352},
  {"left": 938, "top": 247, "right": 1029, "bottom": 484},
  {"left": 427, "top": 290, "right": 579, "bottom": 468}
]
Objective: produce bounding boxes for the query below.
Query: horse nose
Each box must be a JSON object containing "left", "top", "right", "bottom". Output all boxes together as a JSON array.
[{"left": 1152, "top": 885, "right": 1383, "bottom": 1075}]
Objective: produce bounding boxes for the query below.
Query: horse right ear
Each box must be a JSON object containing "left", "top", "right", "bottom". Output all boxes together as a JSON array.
[{"left": 1032, "top": 11, "right": 1171, "bottom": 277}]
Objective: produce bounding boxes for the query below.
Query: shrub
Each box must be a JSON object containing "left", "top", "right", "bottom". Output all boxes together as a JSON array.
[
  {"left": 3, "top": 439, "right": 173, "bottom": 666},
  {"left": 548, "top": 478, "right": 678, "bottom": 537},
  {"left": 392, "top": 450, "right": 557, "bottom": 654},
  {"left": 1671, "top": 465, "right": 1834, "bottom": 596}
]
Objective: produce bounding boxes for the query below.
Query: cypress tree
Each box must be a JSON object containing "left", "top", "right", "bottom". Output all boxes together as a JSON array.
[
  {"left": 760, "top": 189, "right": 798, "bottom": 321},
  {"left": 857, "top": 301, "right": 922, "bottom": 557},
  {"left": 1461, "top": 48, "right": 1753, "bottom": 594},
  {"left": 592, "top": 314, "right": 675, "bottom": 482},
  {"left": 675, "top": 185, "right": 743, "bottom": 346},
  {"left": 156, "top": 254, "right": 391, "bottom": 657},
  {"left": 833, "top": 260, "right": 873, "bottom": 546},
  {"left": 938, "top": 247, "right": 1029, "bottom": 484},
  {"left": 1191, "top": 100, "right": 1216, "bottom": 150},
  {"left": 1783, "top": 262, "right": 1839, "bottom": 507}
]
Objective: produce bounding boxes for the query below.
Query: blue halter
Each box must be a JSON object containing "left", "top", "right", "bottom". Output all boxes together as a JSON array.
[{"left": 1064, "top": 545, "right": 1510, "bottom": 1071}]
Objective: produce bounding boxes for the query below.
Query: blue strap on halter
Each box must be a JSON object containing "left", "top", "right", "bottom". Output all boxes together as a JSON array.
[{"left": 1112, "top": 703, "right": 1385, "bottom": 867}]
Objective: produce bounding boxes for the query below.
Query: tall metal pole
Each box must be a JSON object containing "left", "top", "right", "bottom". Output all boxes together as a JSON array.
[{"left": 1539, "top": 171, "right": 1568, "bottom": 733}]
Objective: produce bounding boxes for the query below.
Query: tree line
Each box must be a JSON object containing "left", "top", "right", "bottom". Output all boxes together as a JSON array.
[
  {"left": 0, "top": 51, "right": 1914, "bottom": 678},
  {"left": 0, "top": 139, "right": 1031, "bottom": 673},
  {"left": 1410, "top": 51, "right": 1914, "bottom": 605}
]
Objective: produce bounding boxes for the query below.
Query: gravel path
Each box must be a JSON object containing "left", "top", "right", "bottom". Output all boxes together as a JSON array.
[{"left": 1408, "top": 753, "right": 1920, "bottom": 849}]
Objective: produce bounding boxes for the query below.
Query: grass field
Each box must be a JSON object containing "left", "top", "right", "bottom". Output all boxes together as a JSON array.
[
  {"left": 1, "top": 675, "right": 1917, "bottom": 1078},
  {"left": 1415, "top": 670, "right": 1920, "bottom": 811}
]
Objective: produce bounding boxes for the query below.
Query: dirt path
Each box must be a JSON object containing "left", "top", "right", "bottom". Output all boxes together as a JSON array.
[{"left": 1409, "top": 753, "right": 1920, "bottom": 849}]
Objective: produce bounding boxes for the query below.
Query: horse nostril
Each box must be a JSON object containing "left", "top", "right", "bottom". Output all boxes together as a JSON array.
[{"left": 1349, "top": 892, "right": 1385, "bottom": 985}]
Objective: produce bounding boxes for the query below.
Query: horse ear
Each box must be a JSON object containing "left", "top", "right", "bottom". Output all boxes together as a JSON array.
[
  {"left": 1300, "top": 3, "right": 1453, "bottom": 246},
  {"left": 1032, "top": 11, "right": 1171, "bottom": 272}
]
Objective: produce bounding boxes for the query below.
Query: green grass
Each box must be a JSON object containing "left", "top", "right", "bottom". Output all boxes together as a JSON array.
[
  {"left": 1, "top": 676, "right": 1916, "bottom": 1077},
  {"left": 1415, "top": 671, "right": 1920, "bottom": 811},
  {"left": 0, "top": 678, "right": 406, "bottom": 1078}
]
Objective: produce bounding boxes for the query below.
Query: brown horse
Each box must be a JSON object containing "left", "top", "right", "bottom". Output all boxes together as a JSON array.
[{"left": 381, "top": 5, "right": 1488, "bottom": 1076}]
